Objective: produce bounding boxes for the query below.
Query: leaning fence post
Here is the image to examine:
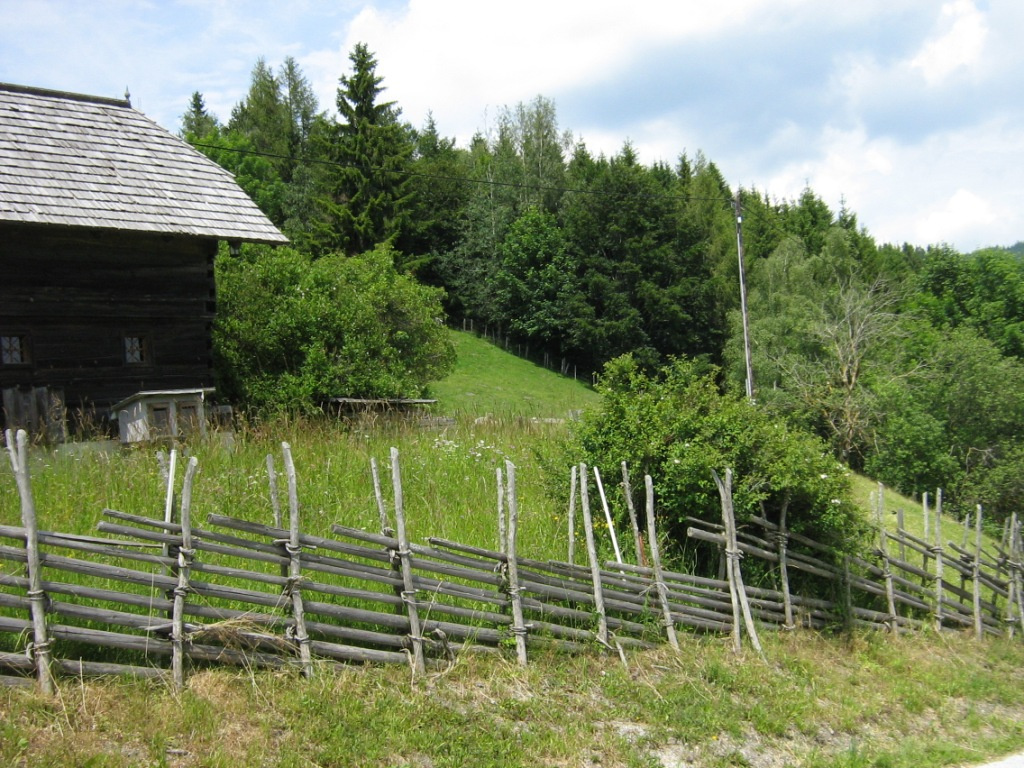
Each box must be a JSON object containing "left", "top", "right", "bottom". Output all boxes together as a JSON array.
[
  {"left": 281, "top": 442, "right": 313, "bottom": 678},
  {"left": 579, "top": 463, "right": 609, "bottom": 647},
  {"left": 644, "top": 475, "right": 678, "bottom": 651},
  {"left": 391, "top": 447, "right": 425, "bottom": 676},
  {"left": 593, "top": 466, "right": 623, "bottom": 564},
  {"left": 504, "top": 460, "right": 528, "bottom": 666},
  {"left": 713, "top": 468, "right": 763, "bottom": 657},
  {"left": 620, "top": 462, "right": 645, "bottom": 566},
  {"left": 5, "top": 429, "right": 53, "bottom": 695},
  {"left": 171, "top": 456, "right": 199, "bottom": 690}
]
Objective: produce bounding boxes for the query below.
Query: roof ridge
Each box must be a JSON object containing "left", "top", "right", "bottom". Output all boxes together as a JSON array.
[{"left": 0, "top": 82, "right": 130, "bottom": 109}]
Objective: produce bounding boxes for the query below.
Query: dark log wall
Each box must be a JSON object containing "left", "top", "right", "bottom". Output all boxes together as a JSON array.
[{"left": 0, "top": 224, "right": 216, "bottom": 422}]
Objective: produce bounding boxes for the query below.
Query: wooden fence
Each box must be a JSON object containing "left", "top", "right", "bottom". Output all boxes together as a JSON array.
[{"left": 2, "top": 429, "right": 1022, "bottom": 693}]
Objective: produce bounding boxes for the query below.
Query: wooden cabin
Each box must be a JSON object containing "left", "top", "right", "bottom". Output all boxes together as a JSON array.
[{"left": 0, "top": 83, "right": 286, "bottom": 437}]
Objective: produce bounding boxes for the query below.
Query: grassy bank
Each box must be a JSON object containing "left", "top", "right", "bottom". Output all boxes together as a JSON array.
[
  {"left": 3, "top": 628, "right": 1024, "bottom": 767},
  {"left": 3, "top": 333, "right": 1024, "bottom": 767}
]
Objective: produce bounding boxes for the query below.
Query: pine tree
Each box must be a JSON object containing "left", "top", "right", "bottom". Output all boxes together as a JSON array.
[{"left": 312, "top": 43, "right": 414, "bottom": 256}]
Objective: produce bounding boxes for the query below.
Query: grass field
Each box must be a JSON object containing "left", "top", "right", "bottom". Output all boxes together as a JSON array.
[{"left": 3, "top": 332, "right": 1024, "bottom": 767}]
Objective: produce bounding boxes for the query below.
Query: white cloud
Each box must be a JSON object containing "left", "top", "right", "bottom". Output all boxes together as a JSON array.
[{"left": 910, "top": 0, "right": 988, "bottom": 85}]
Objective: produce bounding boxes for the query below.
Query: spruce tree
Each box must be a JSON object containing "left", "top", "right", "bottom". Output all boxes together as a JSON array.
[{"left": 313, "top": 43, "right": 414, "bottom": 256}]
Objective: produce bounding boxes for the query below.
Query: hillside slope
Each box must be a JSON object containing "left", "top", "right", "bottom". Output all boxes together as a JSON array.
[{"left": 428, "top": 329, "right": 599, "bottom": 419}]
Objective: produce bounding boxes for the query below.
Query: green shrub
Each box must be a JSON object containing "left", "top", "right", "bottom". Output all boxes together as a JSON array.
[
  {"left": 571, "top": 355, "right": 866, "bottom": 560},
  {"left": 214, "top": 243, "right": 456, "bottom": 412}
]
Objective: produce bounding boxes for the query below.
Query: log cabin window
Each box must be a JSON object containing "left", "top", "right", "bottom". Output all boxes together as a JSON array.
[
  {"left": 123, "top": 335, "right": 149, "bottom": 365},
  {"left": 1, "top": 334, "right": 28, "bottom": 365}
]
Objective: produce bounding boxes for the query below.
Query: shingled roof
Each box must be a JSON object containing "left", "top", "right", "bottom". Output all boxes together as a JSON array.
[{"left": 0, "top": 83, "right": 287, "bottom": 244}]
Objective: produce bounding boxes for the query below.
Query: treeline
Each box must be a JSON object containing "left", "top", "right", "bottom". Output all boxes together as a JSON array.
[{"left": 184, "top": 45, "right": 1024, "bottom": 522}]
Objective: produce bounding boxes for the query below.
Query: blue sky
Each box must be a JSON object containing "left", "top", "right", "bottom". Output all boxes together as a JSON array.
[{"left": 2, "top": 0, "right": 1022, "bottom": 252}]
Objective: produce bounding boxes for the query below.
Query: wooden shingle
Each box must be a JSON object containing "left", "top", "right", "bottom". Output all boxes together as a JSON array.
[{"left": 0, "top": 83, "right": 287, "bottom": 244}]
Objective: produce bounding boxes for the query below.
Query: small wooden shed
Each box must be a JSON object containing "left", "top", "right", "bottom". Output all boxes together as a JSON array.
[{"left": 0, "top": 83, "right": 287, "bottom": 436}]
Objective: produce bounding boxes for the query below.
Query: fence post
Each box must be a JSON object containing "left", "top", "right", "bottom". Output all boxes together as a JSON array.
[
  {"left": 620, "top": 462, "right": 645, "bottom": 566},
  {"left": 644, "top": 475, "right": 678, "bottom": 651},
  {"left": 504, "top": 460, "right": 528, "bottom": 666},
  {"left": 567, "top": 465, "right": 578, "bottom": 566},
  {"left": 593, "top": 467, "right": 623, "bottom": 564},
  {"left": 171, "top": 456, "right": 199, "bottom": 690},
  {"left": 391, "top": 448, "right": 425, "bottom": 676},
  {"left": 578, "top": 463, "right": 609, "bottom": 647},
  {"left": 281, "top": 443, "right": 313, "bottom": 678},
  {"left": 933, "top": 489, "right": 945, "bottom": 632},
  {"left": 973, "top": 504, "right": 984, "bottom": 640},
  {"left": 713, "top": 468, "right": 763, "bottom": 656},
  {"left": 774, "top": 496, "right": 794, "bottom": 630},
  {"left": 5, "top": 429, "right": 53, "bottom": 695}
]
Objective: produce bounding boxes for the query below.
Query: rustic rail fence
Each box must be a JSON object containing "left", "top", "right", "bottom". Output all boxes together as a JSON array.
[{"left": 2, "top": 428, "right": 1022, "bottom": 692}]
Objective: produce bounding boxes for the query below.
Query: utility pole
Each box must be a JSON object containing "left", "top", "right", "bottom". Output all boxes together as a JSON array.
[{"left": 734, "top": 193, "right": 755, "bottom": 402}]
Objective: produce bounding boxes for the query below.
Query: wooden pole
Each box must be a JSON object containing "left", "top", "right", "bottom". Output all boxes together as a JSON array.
[
  {"left": 266, "top": 454, "right": 282, "bottom": 529},
  {"left": 974, "top": 504, "right": 984, "bottom": 640},
  {"left": 171, "top": 456, "right": 198, "bottom": 690},
  {"left": 504, "top": 460, "right": 528, "bottom": 666},
  {"left": 497, "top": 467, "right": 506, "bottom": 555},
  {"left": 370, "top": 458, "right": 393, "bottom": 537},
  {"left": 579, "top": 463, "right": 609, "bottom": 646},
  {"left": 567, "top": 465, "right": 578, "bottom": 566},
  {"left": 644, "top": 475, "right": 678, "bottom": 651},
  {"left": 775, "top": 496, "right": 794, "bottom": 629},
  {"left": 933, "top": 488, "right": 944, "bottom": 631},
  {"left": 593, "top": 466, "right": 623, "bottom": 564},
  {"left": 713, "top": 469, "right": 763, "bottom": 656},
  {"left": 620, "top": 462, "right": 645, "bottom": 566},
  {"left": 875, "top": 487, "right": 899, "bottom": 634},
  {"left": 5, "top": 429, "right": 53, "bottom": 695},
  {"left": 1006, "top": 511, "right": 1019, "bottom": 639},
  {"left": 391, "top": 447, "right": 425, "bottom": 676},
  {"left": 162, "top": 449, "right": 178, "bottom": 580},
  {"left": 282, "top": 442, "right": 313, "bottom": 677}
]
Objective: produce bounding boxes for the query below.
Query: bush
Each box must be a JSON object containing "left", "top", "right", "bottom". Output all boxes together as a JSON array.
[
  {"left": 571, "top": 355, "right": 866, "bottom": 559},
  {"left": 214, "top": 244, "right": 456, "bottom": 412}
]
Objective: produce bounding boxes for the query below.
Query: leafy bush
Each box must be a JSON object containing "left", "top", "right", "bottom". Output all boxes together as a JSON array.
[
  {"left": 571, "top": 355, "right": 865, "bottom": 558},
  {"left": 214, "top": 244, "right": 455, "bottom": 412}
]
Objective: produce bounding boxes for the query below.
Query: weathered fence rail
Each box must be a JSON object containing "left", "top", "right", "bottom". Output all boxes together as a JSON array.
[{"left": 2, "top": 428, "right": 1022, "bottom": 692}]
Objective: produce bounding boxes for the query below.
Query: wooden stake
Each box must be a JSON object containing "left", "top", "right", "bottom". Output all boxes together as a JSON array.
[
  {"left": 620, "top": 462, "right": 645, "bottom": 566},
  {"left": 876, "top": 488, "right": 898, "bottom": 634},
  {"left": 775, "top": 495, "right": 794, "bottom": 629},
  {"left": 593, "top": 466, "right": 623, "bottom": 564},
  {"left": 933, "top": 489, "right": 944, "bottom": 631},
  {"left": 282, "top": 442, "right": 313, "bottom": 677},
  {"left": 370, "top": 458, "right": 393, "bottom": 536},
  {"left": 974, "top": 504, "right": 984, "bottom": 640},
  {"left": 579, "top": 463, "right": 609, "bottom": 646},
  {"left": 644, "top": 475, "right": 678, "bottom": 651},
  {"left": 171, "top": 456, "right": 198, "bottom": 690},
  {"left": 497, "top": 467, "right": 506, "bottom": 555},
  {"left": 713, "top": 468, "right": 763, "bottom": 656},
  {"left": 5, "top": 429, "right": 53, "bottom": 695},
  {"left": 391, "top": 447, "right": 425, "bottom": 676},
  {"left": 266, "top": 454, "right": 282, "bottom": 529},
  {"left": 567, "top": 465, "right": 578, "bottom": 566},
  {"left": 504, "top": 460, "right": 528, "bottom": 666}
]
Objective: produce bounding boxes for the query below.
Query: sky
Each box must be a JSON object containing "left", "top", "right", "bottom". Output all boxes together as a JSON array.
[{"left": 1, "top": 0, "right": 1022, "bottom": 252}]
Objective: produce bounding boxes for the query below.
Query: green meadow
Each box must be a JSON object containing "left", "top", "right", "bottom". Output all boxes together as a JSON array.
[{"left": 2, "top": 330, "right": 1024, "bottom": 767}]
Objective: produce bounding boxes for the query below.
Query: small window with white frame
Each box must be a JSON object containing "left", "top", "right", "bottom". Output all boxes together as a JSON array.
[{"left": 1, "top": 334, "right": 29, "bottom": 365}]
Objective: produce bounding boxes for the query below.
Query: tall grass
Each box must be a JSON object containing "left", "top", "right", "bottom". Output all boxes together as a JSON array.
[{"left": 1, "top": 417, "right": 574, "bottom": 563}]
